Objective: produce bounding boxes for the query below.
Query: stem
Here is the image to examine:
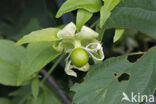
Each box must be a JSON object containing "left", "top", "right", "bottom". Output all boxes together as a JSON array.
[
  {"left": 41, "top": 54, "right": 64, "bottom": 83},
  {"left": 90, "top": 19, "right": 99, "bottom": 28},
  {"left": 73, "top": 40, "right": 81, "bottom": 48},
  {"left": 18, "top": 93, "right": 31, "bottom": 104},
  {"left": 41, "top": 69, "right": 72, "bottom": 104},
  {"left": 127, "top": 51, "right": 146, "bottom": 56}
]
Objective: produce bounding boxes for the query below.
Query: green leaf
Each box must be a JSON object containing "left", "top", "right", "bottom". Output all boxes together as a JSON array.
[
  {"left": 17, "top": 42, "right": 61, "bottom": 85},
  {"left": 56, "top": 0, "right": 102, "bottom": 18},
  {"left": 96, "top": 26, "right": 105, "bottom": 41},
  {"left": 0, "top": 98, "right": 13, "bottom": 104},
  {"left": 100, "top": 6, "right": 111, "bottom": 28},
  {"left": 17, "top": 18, "right": 42, "bottom": 40},
  {"left": 71, "top": 46, "right": 156, "bottom": 104},
  {"left": 31, "top": 78, "right": 39, "bottom": 98},
  {"left": 9, "top": 86, "right": 31, "bottom": 97},
  {"left": 38, "top": 86, "right": 64, "bottom": 104},
  {"left": 113, "top": 28, "right": 125, "bottom": 43},
  {"left": 76, "top": 9, "right": 93, "bottom": 31},
  {"left": 104, "top": 0, "right": 156, "bottom": 39},
  {"left": 0, "top": 40, "right": 24, "bottom": 86},
  {"left": 9, "top": 86, "right": 33, "bottom": 104},
  {"left": 100, "top": 0, "right": 121, "bottom": 27},
  {"left": 28, "top": 85, "right": 64, "bottom": 104},
  {"left": 16, "top": 28, "right": 60, "bottom": 45}
]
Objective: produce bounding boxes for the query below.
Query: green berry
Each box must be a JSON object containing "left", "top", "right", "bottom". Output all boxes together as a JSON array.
[{"left": 70, "top": 48, "right": 89, "bottom": 67}]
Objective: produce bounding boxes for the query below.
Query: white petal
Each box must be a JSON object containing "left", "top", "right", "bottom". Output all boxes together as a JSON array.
[
  {"left": 57, "top": 22, "right": 76, "bottom": 39},
  {"left": 73, "top": 63, "right": 90, "bottom": 72},
  {"left": 65, "top": 58, "right": 77, "bottom": 77},
  {"left": 76, "top": 26, "right": 98, "bottom": 39},
  {"left": 86, "top": 42, "right": 101, "bottom": 52},
  {"left": 85, "top": 42, "right": 105, "bottom": 61}
]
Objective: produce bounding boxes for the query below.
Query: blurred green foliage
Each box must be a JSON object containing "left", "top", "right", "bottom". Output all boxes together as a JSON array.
[
  {"left": 0, "top": 0, "right": 62, "bottom": 40},
  {"left": 0, "top": 0, "right": 156, "bottom": 104}
]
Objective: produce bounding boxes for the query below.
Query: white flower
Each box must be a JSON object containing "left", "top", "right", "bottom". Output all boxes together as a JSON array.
[
  {"left": 76, "top": 26, "right": 98, "bottom": 39},
  {"left": 54, "top": 22, "right": 105, "bottom": 77},
  {"left": 57, "top": 22, "right": 76, "bottom": 39}
]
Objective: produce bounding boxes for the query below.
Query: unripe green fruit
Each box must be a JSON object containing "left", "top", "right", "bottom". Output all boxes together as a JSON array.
[{"left": 70, "top": 48, "right": 89, "bottom": 67}]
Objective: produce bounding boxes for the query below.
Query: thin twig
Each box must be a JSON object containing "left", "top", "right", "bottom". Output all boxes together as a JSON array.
[
  {"left": 90, "top": 19, "right": 99, "bottom": 28},
  {"left": 127, "top": 51, "right": 146, "bottom": 56},
  {"left": 41, "top": 69, "right": 72, "bottom": 104},
  {"left": 41, "top": 54, "right": 64, "bottom": 83}
]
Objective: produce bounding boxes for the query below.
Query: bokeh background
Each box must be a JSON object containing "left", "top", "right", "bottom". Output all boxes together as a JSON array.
[{"left": 0, "top": 0, "right": 156, "bottom": 103}]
